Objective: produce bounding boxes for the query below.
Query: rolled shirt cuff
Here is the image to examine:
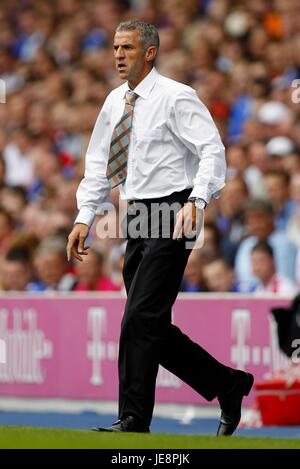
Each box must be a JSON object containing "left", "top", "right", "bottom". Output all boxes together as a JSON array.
[
  {"left": 74, "top": 207, "right": 96, "bottom": 228},
  {"left": 189, "top": 186, "right": 224, "bottom": 203}
]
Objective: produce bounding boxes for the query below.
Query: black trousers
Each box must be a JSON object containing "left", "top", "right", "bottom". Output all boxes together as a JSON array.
[{"left": 118, "top": 189, "right": 234, "bottom": 426}]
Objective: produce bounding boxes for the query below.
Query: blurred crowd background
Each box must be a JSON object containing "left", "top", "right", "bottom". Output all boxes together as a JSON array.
[{"left": 0, "top": 0, "right": 300, "bottom": 294}]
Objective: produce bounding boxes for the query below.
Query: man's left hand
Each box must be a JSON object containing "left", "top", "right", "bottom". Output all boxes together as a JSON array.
[{"left": 172, "top": 201, "right": 201, "bottom": 240}]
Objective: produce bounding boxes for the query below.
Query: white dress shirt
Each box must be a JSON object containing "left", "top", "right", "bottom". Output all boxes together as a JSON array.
[
  {"left": 3, "top": 143, "right": 34, "bottom": 188},
  {"left": 75, "top": 67, "right": 226, "bottom": 227},
  {"left": 254, "top": 274, "right": 297, "bottom": 295}
]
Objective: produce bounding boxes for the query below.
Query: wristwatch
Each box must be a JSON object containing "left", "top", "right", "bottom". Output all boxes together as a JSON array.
[{"left": 188, "top": 197, "right": 207, "bottom": 210}]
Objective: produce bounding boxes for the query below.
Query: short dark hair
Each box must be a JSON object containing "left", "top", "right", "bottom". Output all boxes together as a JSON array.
[
  {"left": 116, "top": 20, "right": 160, "bottom": 52},
  {"left": 6, "top": 247, "right": 30, "bottom": 264},
  {"left": 264, "top": 170, "right": 290, "bottom": 185},
  {"left": 251, "top": 240, "right": 274, "bottom": 258},
  {"left": 244, "top": 198, "right": 273, "bottom": 215},
  {"left": 2, "top": 185, "right": 27, "bottom": 203}
]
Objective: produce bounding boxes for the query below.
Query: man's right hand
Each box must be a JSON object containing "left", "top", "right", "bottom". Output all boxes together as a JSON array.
[{"left": 67, "top": 223, "right": 90, "bottom": 262}]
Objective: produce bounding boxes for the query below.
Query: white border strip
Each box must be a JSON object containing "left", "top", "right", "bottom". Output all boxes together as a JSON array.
[{"left": 0, "top": 397, "right": 220, "bottom": 419}]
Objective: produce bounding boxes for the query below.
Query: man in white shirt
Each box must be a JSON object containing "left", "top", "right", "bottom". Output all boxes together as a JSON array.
[
  {"left": 67, "top": 20, "right": 253, "bottom": 436},
  {"left": 251, "top": 240, "right": 297, "bottom": 295}
]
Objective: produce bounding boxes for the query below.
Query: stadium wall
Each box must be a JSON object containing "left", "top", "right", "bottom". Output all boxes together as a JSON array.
[{"left": 0, "top": 294, "right": 291, "bottom": 405}]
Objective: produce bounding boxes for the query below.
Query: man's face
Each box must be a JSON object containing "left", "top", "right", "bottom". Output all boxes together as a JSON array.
[
  {"left": 113, "top": 30, "right": 150, "bottom": 86},
  {"left": 1, "top": 260, "right": 30, "bottom": 291},
  {"left": 74, "top": 251, "right": 102, "bottom": 286},
  {"left": 251, "top": 251, "right": 274, "bottom": 283},
  {"left": 34, "top": 252, "right": 67, "bottom": 287},
  {"left": 220, "top": 179, "right": 248, "bottom": 216},
  {"left": 263, "top": 174, "right": 288, "bottom": 207},
  {"left": 203, "top": 260, "right": 233, "bottom": 293},
  {"left": 245, "top": 209, "right": 273, "bottom": 239}
]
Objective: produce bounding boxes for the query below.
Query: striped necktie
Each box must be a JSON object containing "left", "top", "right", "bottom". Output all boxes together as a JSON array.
[{"left": 106, "top": 90, "right": 138, "bottom": 188}]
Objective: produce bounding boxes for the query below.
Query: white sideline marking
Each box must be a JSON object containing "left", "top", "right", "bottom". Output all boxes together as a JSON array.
[{"left": 0, "top": 397, "right": 220, "bottom": 419}]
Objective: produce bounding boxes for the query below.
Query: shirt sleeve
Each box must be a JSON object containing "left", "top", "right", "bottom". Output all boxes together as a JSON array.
[
  {"left": 168, "top": 87, "right": 226, "bottom": 203},
  {"left": 74, "top": 96, "right": 112, "bottom": 228}
]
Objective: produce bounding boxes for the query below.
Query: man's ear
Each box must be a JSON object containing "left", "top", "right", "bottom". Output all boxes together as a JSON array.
[{"left": 145, "top": 46, "right": 157, "bottom": 62}]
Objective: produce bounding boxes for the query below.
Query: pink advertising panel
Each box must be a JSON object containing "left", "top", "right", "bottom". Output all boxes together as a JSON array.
[{"left": 0, "top": 295, "right": 291, "bottom": 404}]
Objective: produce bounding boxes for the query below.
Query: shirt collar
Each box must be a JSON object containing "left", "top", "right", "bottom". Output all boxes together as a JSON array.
[{"left": 125, "top": 67, "right": 158, "bottom": 100}]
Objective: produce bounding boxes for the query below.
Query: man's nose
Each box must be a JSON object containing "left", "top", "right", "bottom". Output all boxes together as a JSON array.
[{"left": 115, "top": 47, "right": 125, "bottom": 58}]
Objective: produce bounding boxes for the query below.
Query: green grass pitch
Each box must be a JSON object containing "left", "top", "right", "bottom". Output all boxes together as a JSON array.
[{"left": 0, "top": 426, "right": 299, "bottom": 449}]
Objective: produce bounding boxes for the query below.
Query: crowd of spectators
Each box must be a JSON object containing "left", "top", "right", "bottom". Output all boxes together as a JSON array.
[{"left": 0, "top": 0, "right": 300, "bottom": 294}]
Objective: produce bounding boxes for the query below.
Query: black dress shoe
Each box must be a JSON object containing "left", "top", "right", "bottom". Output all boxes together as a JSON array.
[
  {"left": 216, "top": 370, "right": 254, "bottom": 436},
  {"left": 92, "top": 415, "right": 150, "bottom": 433}
]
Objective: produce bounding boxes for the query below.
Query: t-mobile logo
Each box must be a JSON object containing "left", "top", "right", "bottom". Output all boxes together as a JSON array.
[
  {"left": 87, "top": 307, "right": 107, "bottom": 386},
  {"left": 231, "top": 309, "right": 251, "bottom": 370},
  {"left": 0, "top": 338, "right": 6, "bottom": 363}
]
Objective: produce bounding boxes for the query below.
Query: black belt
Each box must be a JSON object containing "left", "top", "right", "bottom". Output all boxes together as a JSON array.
[{"left": 128, "top": 188, "right": 192, "bottom": 207}]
